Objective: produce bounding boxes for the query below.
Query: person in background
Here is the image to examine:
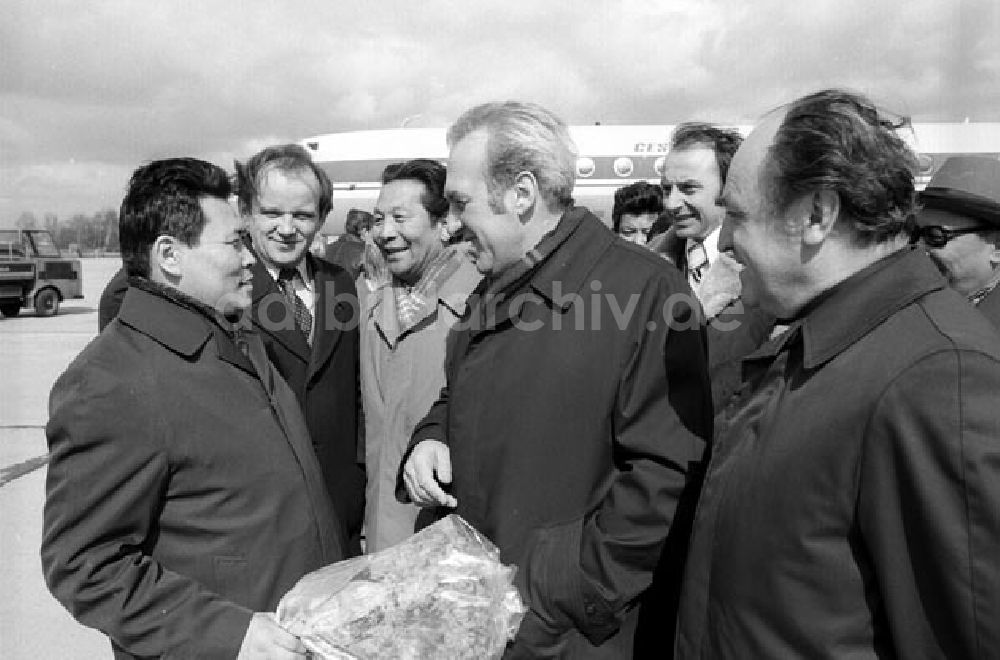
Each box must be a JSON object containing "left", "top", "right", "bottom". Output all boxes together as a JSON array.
[
  {"left": 237, "top": 144, "right": 366, "bottom": 556},
  {"left": 42, "top": 158, "right": 343, "bottom": 660},
  {"left": 611, "top": 181, "right": 663, "bottom": 246},
  {"left": 653, "top": 122, "right": 773, "bottom": 410},
  {"left": 325, "top": 207, "right": 374, "bottom": 280},
  {"left": 401, "top": 101, "right": 712, "bottom": 658},
  {"left": 675, "top": 89, "right": 1000, "bottom": 658},
  {"left": 360, "top": 158, "right": 481, "bottom": 552},
  {"left": 914, "top": 155, "right": 1000, "bottom": 327}
]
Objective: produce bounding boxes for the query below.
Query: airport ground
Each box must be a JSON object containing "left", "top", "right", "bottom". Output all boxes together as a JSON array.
[{"left": 0, "top": 257, "right": 119, "bottom": 658}]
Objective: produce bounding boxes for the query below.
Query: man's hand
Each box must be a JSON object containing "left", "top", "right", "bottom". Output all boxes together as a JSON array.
[
  {"left": 237, "top": 612, "right": 307, "bottom": 660},
  {"left": 403, "top": 440, "right": 458, "bottom": 508}
]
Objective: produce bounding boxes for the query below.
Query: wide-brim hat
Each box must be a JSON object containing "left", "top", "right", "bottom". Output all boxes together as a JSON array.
[{"left": 919, "top": 156, "right": 1000, "bottom": 227}]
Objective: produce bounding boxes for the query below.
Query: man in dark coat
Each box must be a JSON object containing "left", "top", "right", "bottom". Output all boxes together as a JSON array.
[
  {"left": 914, "top": 155, "right": 1000, "bottom": 328},
  {"left": 401, "top": 102, "right": 713, "bottom": 658},
  {"left": 675, "top": 89, "right": 1000, "bottom": 658},
  {"left": 42, "top": 158, "right": 344, "bottom": 659},
  {"left": 236, "top": 144, "right": 366, "bottom": 556}
]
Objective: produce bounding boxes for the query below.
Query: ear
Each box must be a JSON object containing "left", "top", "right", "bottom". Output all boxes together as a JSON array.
[
  {"left": 151, "top": 235, "right": 184, "bottom": 279},
  {"left": 801, "top": 189, "right": 840, "bottom": 246},
  {"left": 511, "top": 170, "right": 539, "bottom": 216}
]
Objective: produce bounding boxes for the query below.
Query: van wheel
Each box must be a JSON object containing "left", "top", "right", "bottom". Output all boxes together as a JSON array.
[
  {"left": 0, "top": 302, "right": 20, "bottom": 318},
  {"left": 34, "top": 289, "right": 60, "bottom": 317}
]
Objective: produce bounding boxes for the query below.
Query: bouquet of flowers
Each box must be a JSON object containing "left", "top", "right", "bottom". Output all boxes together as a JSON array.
[{"left": 277, "top": 515, "right": 526, "bottom": 659}]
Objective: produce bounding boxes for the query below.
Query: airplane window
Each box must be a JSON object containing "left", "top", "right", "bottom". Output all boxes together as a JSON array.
[
  {"left": 654, "top": 156, "right": 666, "bottom": 177},
  {"left": 577, "top": 157, "right": 595, "bottom": 178},
  {"left": 613, "top": 157, "right": 633, "bottom": 177}
]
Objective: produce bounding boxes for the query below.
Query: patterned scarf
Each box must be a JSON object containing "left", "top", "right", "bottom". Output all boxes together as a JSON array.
[{"left": 393, "top": 250, "right": 462, "bottom": 332}]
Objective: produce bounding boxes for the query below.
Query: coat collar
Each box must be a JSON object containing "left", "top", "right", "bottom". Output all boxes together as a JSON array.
[
  {"left": 750, "top": 247, "right": 947, "bottom": 370},
  {"left": 369, "top": 250, "right": 481, "bottom": 348},
  {"left": 250, "top": 255, "right": 314, "bottom": 361},
  {"left": 117, "top": 285, "right": 257, "bottom": 377},
  {"left": 526, "top": 207, "right": 614, "bottom": 310},
  {"left": 462, "top": 207, "right": 612, "bottom": 333}
]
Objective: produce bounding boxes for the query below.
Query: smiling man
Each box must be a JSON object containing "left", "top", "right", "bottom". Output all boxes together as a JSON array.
[
  {"left": 656, "top": 123, "right": 743, "bottom": 290},
  {"left": 675, "top": 89, "right": 1000, "bottom": 658},
  {"left": 42, "top": 158, "right": 345, "bottom": 659},
  {"left": 401, "top": 102, "right": 712, "bottom": 657},
  {"left": 237, "top": 144, "right": 366, "bottom": 556},
  {"left": 651, "top": 122, "right": 774, "bottom": 410},
  {"left": 360, "top": 158, "right": 480, "bottom": 551}
]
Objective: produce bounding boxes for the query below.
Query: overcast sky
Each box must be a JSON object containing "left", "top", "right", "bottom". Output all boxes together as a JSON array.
[{"left": 2, "top": 0, "right": 998, "bottom": 220}]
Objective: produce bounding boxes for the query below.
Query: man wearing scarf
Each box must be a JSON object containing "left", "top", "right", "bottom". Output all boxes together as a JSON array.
[{"left": 360, "top": 158, "right": 481, "bottom": 552}]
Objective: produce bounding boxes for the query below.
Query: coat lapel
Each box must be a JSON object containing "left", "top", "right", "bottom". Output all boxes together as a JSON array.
[
  {"left": 306, "top": 257, "right": 346, "bottom": 386},
  {"left": 250, "top": 260, "right": 311, "bottom": 363}
]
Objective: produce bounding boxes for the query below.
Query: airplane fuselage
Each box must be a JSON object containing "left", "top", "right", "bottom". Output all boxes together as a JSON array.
[{"left": 301, "top": 123, "right": 1000, "bottom": 235}]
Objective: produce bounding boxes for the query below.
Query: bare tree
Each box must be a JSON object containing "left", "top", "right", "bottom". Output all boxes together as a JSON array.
[{"left": 16, "top": 211, "right": 38, "bottom": 230}]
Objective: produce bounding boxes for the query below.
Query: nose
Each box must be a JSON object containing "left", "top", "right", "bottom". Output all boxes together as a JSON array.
[
  {"left": 377, "top": 219, "right": 397, "bottom": 244},
  {"left": 275, "top": 213, "right": 295, "bottom": 235},
  {"left": 662, "top": 185, "right": 684, "bottom": 212}
]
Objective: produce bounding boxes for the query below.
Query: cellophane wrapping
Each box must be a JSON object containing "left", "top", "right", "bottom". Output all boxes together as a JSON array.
[{"left": 276, "top": 515, "right": 526, "bottom": 659}]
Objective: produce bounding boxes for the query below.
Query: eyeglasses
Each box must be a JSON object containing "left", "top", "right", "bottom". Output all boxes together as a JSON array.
[
  {"left": 200, "top": 230, "right": 252, "bottom": 251},
  {"left": 916, "top": 225, "right": 993, "bottom": 248}
]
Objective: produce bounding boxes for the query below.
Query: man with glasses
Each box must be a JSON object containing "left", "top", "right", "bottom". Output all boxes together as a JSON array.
[{"left": 914, "top": 156, "right": 1000, "bottom": 327}]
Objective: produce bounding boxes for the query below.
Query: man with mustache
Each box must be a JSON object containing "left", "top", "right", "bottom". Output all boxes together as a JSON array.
[{"left": 42, "top": 158, "right": 344, "bottom": 659}]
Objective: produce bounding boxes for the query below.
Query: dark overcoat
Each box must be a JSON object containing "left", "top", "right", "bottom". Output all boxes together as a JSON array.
[
  {"left": 42, "top": 286, "right": 344, "bottom": 659},
  {"left": 676, "top": 248, "right": 1000, "bottom": 658},
  {"left": 406, "top": 208, "right": 713, "bottom": 658},
  {"left": 976, "top": 282, "right": 1000, "bottom": 329},
  {"left": 247, "top": 255, "right": 366, "bottom": 554}
]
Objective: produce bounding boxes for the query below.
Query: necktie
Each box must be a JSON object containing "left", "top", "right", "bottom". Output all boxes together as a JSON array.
[
  {"left": 687, "top": 241, "right": 709, "bottom": 284},
  {"left": 278, "top": 268, "right": 313, "bottom": 342}
]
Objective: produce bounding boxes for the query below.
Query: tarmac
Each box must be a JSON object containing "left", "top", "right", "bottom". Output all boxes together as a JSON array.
[{"left": 0, "top": 257, "right": 119, "bottom": 658}]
